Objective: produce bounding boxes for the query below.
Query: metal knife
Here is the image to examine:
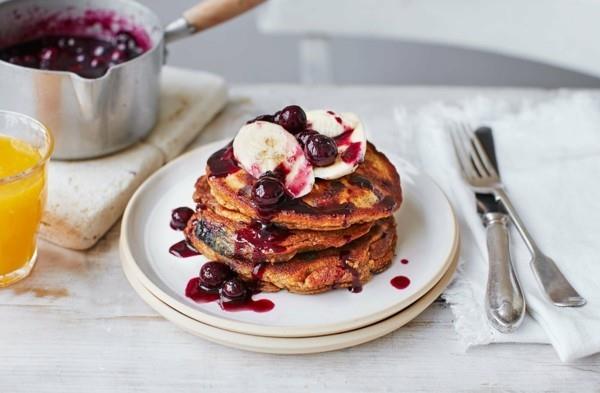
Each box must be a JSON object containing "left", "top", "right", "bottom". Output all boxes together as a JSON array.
[{"left": 475, "top": 126, "right": 526, "bottom": 333}]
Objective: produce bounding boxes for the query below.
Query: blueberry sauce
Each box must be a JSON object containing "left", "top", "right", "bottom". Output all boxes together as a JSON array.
[
  {"left": 391, "top": 275, "right": 411, "bottom": 290},
  {"left": 326, "top": 110, "right": 344, "bottom": 125},
  {"left": 185, "top": 277, "right": 220, "bottom": 303},
  {"left": 235, "top": 221, "right": 290, "bottom": 261},
  {"left": 334, "top": 128, "right": 355, "bottom": 146},
  {"left": 273, "top": 162, "right": 291, "bottom": 179},
  {"left": 169, "top": 240, "right": 201, "bottom": 258},
  {"left": 341, "top": 142, "right": 363, "bottom": 164},
  {"left": 252, "top": 262, "right": 267, "bottom": 281},
  {"left": 207, "top": 144, "right": 240, "bottom": 177},
  {"left": 0, "top": 32, "right": 145, "bottom": 78},
  {"left": 185, "top": 265, "right": 275, "bottom": 313},
  {"left": 220, "top": 297, "right": 274, "bottom": 313},
  {"left": 340, "top": 250, "right": 362, "bottom": 293},
  {"left": 247, "top": 114, "right": 276, "bottom": 124}
]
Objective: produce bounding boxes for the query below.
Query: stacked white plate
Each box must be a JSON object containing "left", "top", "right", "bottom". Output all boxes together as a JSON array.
[{"left": 120, "top": 140, "right": 459, "bottom": 354}]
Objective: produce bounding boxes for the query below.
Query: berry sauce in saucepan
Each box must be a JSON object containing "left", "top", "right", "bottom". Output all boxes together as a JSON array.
[{"left": 0, "top": 10, "right": 151, "bottom": 78}]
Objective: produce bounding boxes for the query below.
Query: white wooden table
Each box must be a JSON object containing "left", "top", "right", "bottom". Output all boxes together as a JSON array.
[{"left": 2, "top": 86, "right": 599, "bottom": 392}]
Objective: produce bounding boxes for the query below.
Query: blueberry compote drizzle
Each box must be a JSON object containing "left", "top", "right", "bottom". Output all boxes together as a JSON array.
[
  {"left": 185, "top": 277, "right": 220, "bottom": 303},
  {"left": 235, "top": 221, "right": 290, "bottom": 261},
  {"left": 252, "top": 263, "right": 267, "bottom": 281},
  {"left": 169, "top": 240, "right": 200, "bottom": 258},
  {"left": 206, "top": 144, "right": 240, "bottom": 177},
  {"left": 340, "top": 250, "right": 362, "bottom": 293},
  {"left": 221, "top": 296, "right": 274, "bottom": 313},
  {"left": 334, "top": 128, "right": 355, "bottom": 146},
  {"left": 185, "top": 262, "right": 274, "bottom": 313},
  {"left": 168, "top": 206, "right": 201, "bottom": 257},
  {"left": 341, "top": 142, "right": 363, "bottom": 164},
  {"left": 391, "top": 275, "right": 410, "bottom": 290},
  {"left": 0, "top": 32, "right": 145, "bottom": 78}
]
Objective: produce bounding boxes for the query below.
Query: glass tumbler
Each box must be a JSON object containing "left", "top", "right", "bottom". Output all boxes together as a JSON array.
[{"left": 0, "top": 111, "right": 53, "bottom": 287}]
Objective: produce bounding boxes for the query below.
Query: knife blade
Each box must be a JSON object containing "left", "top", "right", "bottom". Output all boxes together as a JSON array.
[{"left": 474, "top": 126, "right": 526, "bottom": 333}]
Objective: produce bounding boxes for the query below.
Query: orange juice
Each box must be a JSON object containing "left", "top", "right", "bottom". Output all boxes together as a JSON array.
[{"left": 0, "top": 135, "right": 47, "bottom": 286}]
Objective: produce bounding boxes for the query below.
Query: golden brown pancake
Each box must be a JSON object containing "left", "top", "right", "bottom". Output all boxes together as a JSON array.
[
  {"left": 185, "top": 189, "right": 373, "bottom": 263},
  {"left": 204, "top": 142, "right": 402, "bottom": 231},
  {"left": 187, "top": 217, "right": 397, "bottom": 294}
]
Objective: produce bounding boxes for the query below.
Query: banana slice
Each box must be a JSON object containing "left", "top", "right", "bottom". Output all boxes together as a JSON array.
[
  {"left": 306, "top": 110, "right": 367, "bottom": 180},
  {"left": 233, "top": 121, "right": 315, "bottom": 198}
]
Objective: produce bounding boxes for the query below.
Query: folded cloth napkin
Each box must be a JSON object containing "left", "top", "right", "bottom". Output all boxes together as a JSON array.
[
  {"left": 40, "top": 66, "right": 227, "bottom": 250},
  {"left": 399, "top": 92, "right": 600, "bottom": 361}
]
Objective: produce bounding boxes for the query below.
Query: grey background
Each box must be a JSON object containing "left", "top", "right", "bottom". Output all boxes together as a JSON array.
[{"left": 145, "top": 0, "right": 600, "bottom": 87}]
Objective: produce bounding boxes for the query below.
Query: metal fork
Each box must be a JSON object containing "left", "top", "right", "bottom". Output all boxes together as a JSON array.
[{"left": 450, "top": 123, "right": 586, "bottom": 307}]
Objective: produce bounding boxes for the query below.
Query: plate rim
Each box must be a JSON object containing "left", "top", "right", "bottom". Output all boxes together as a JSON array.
[
  {"left": 120, "top": 139, "right": 459, "bottom": 338},
  {"left": 122, "top": 248, "right": 459, "bottom": 354}
]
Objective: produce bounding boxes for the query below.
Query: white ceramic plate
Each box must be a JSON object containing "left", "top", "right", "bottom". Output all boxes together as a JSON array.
[
  {"left": 120, "top": 139, "right": 458, "bottom": 338},
  {"left": 122, "top": 251, "right": 458, "bottom": 354}
]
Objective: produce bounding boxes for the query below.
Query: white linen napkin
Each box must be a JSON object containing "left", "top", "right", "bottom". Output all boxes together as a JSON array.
[
  {"left": 398, "top": 92, "right": 600, "bottom": 361},
  {"left": 40, "top": 67, "right": 227, "bottom": 250}
]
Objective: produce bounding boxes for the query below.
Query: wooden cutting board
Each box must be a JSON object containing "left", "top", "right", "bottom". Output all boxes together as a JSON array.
[{"left": 40, "top": 66, "right": 227, "bottom": 250}]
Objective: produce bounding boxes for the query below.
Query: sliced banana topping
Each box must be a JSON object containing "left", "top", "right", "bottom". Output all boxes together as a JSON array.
[
  {"left": 233, "top": 121, "right": 315, "bottom": 198},
  {"left": 306, "top": 110, "right": 367, "bottom": 180}
]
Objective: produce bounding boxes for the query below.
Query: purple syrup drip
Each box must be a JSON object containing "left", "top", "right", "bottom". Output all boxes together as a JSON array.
[
  {"left": 185, "top": 277, "right": 274, "bottom": 313},
  {"left": 391, "top": 275, "right": 410, "bottom": 290},
  {"left": 340, "top": 249, "right": 362, "bottom": 293},
  {"left": 169, "top": 240, "right": 201, "bottom": 258}
]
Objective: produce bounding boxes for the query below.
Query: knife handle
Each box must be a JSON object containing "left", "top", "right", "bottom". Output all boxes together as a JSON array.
[{"left": 483, "top": 212, "right": 526, "bottom": 333}]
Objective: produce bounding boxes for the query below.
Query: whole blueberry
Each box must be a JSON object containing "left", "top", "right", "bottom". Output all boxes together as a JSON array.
[
  {"left": 276, "top": 105, "right": 307, "bottom": 134},
  {"left": 296, "top": 129, "right": 319, "bottom": 147},
  {"left": 304, "top": 133, "right": 338, "bottom": 167},
  {"left": 199, "top": 262, "right": 233, "bottom": 289},
  {"left": 170, "top": 207, "right": 194, "bottom": 230},
  {"left": 220, "top": 278, "right": 248, "bottom": 301},
  {"left": 251, "top": 175, "right": 286, "bottom": 207}
]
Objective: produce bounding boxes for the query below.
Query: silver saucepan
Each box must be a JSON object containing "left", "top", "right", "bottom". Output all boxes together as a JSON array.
[{"left": 0, "top": 0, "right": 263, "bottom": 160}]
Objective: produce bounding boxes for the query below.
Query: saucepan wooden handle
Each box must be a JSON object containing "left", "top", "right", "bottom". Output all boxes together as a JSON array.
[{"left": 183, "top": 0, "right": 265, "bottom": 32}]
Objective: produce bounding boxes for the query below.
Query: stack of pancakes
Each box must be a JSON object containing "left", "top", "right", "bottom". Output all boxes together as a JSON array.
[{"left": 185, "top": 143, "right": 403, "bottom": 294}]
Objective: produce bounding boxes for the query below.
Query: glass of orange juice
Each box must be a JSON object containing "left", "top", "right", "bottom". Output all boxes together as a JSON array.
[{"left": 0, "top": 111, "right": 53, "bottom": 287}]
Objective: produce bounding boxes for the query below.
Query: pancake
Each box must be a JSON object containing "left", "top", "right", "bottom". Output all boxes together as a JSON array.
[
  {"left": 204, "top": 142, "right": 402, "bottom": 231},
  {"left": 187, "top": 217, "right": 397, "bottom": 294},
  {"left": 185, "top": 188, "right": 373, "bottom": 263}
]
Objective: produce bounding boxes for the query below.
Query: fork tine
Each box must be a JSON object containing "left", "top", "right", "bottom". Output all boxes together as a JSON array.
[
  {"left": 466, "top": 124, "right": 499, "bottom": 178},
  {"left": 450, "top": 123, "right": 477, "bottom": 178},
  {"left": 457, "top": 123, "right": 489, "bottom": 177}
]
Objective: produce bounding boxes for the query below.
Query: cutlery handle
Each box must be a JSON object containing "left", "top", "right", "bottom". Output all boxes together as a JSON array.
[
  {"left": 493, "top": 188, "right": 586, "bottom": 307},
  {"left": 484, "top": 212, "right": 526, "bottom": 333}
]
